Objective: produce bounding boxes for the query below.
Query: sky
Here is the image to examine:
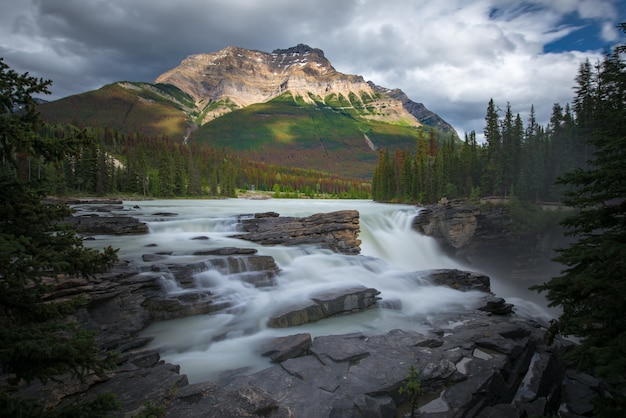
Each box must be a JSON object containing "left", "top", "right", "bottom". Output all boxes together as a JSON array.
[{"left": 1, "top": 0, "right": 625, "bottom": 140}]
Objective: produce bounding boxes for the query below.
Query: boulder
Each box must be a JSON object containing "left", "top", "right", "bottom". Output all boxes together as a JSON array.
[
  {"left": 17, "top": 351, "right": 188, "bottom": 416},
  {"left": 165, "top": 381, "right": 292, "bottom": 418},
  {"left": 65, "top": 214, "right": 149, "bottom": 235},
  {"left": 478, "top": 297, "right": 515, "bottom": 315},
  {"left": 413, "top": 204, "right": 480, "bottom": 249},
  {"left": 267, "top": 286, "right": 381, "bottom": 328},
  {"left": 231, "top": 210, "right": 361, "bottom": 255},
  {"left": 425, "top": 269, "right": 491, "bottom": 293},
  {"left": 167, "top": 255, "right": 280, "bottom": 288},
  {"left": 143, "top": 291, "right": 229, "bottom": 322},
  {"left": 192, "top": 247, "right": 257, "bottom": 256},
  {"left": 74, "top": 353, "right": 188, "bottom": 417},
  {"left": 260, "top": 333, "right": 312, "bottom": 363}
]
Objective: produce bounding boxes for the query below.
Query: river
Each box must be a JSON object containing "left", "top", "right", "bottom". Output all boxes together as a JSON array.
[{"left": 81, "top": 198, "right": 555, "bottom": 383}]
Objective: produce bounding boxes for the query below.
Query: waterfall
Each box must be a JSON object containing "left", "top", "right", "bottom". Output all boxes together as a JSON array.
[
  {"left": 83, "top": 199, "right": 553, "bottom": 383},
  {"left": 359, "top": 207, "right": 463, "bottom": 271}
]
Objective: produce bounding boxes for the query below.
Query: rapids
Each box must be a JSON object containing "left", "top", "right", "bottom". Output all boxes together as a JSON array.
[{"left": 82, "top": 199, "right": 554, "bottom": 383}]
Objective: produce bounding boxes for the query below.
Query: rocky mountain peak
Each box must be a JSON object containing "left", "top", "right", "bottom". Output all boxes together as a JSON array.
[
  {"left": 155, "top": 44, "right": 373, "bottom": 121},
  {"left": 153, "top": 44, "right": 455, "bottom": 135},
  {"left": 270, "top": 44, "right": 334, "bottom": 73}
]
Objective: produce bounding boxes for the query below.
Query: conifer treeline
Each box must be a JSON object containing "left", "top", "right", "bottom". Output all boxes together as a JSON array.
[
  {"left": 11, "top": 125, "right": 372, "bottom": 199},
  {"left": 373, "top": 60, "right": 599, "bottom": 204}
]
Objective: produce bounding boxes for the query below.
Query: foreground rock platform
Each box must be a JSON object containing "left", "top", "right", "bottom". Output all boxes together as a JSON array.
[
  {"left": 216, "top": 313, "right": 569, "bottom": 418},
  {"left": 28, "top": 260, "right": 591, "bottom": 418}
]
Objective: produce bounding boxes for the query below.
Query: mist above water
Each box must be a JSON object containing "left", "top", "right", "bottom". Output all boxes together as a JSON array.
[{"left": 83, "top": 199, "right": 554, "bottom": 383}]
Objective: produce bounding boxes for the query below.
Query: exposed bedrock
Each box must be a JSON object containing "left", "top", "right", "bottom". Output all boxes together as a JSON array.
[
  {"left": 230, "top": 209, "right": 362, "bottom": 255},
  {"left": 267, "top": 286, "right": 381, "bottom": 328},
  {"left": 64, "top": 213, "right": 149, "bottom": 235},
  {"left": 412, "top": 201, "right": 570, "bottom": 281},
  {"left": 29, "top": 259, "right": 595, "bottom": 417}
]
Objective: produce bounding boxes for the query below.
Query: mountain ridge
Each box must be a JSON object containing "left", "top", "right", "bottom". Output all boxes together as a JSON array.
[
  {"left": 155, "top": 43, "right": 454, "bottom": 134},
  {"left": 37, "top": 44, "right": 458, "bottom": 178}
]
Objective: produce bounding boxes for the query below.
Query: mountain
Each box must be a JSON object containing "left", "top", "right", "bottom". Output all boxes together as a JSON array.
[
  {"left": 38, "top": 44, "right": 457, "bottom": 178},
  {"left": 155, "top": 44, "right": 454, "bottom": 133}
]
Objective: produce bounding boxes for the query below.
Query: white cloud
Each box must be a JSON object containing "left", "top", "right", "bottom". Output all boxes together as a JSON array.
[{"left": 0, "top": 0, "right": 622, "bottom": 139}]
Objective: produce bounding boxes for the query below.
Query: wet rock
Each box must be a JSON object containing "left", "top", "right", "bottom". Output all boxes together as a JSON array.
[
  {"left": 191, "top": 235, "right": 209, "bottom": 240},
  {"left": 65, "top": 214, "right": 149, "bottom": 235},
  {"left": 413, "top": 204, "right": 480, "bottom": 250},
  {"left": 30, "top": 254, "right": 587, "bottom": 417},
  {"left": 165, "top": 255, "right": 280, "bottom": 288},
  {"left": 143, "top": 291, "right": 228, "bottom": 322},
  {"left": 260, "top": 333, "right": 312, "bottom": 363},
  {"left": 426, "top": 269, "right": 491, "bottom": 293},
  {"left": 193, "top": 247, "right": 257, "bottom": 255},
  {"left": 268, "top": 300, "right": 325, "bottom": 328},
  {"left": 478, "top": 297, "right": 515, "bottom": 315},
  {"left": 165, "top": 381, "right": 291, "bottom": 418},
  {"left": 412, "top": 201, "right": 570, "bottom": 284},
  {"left": 254, "top": 211, "right": 279, "bottom": 218},
  {"left": 142, "top": 253, "right": 167, "bottom": 262},
  {"left": 206, "top": 255, "right": 280, "bottom": 287},
  {"left": 561, "top": 371, "right": 603, "bottom": 416},
  {"left": 231, "top": 209, "right": 361, "bottom": 255},
  {"left": 78, "top": 353, "right": 188, "bottom": 417},
  {"left": 267, "top": 286, "right": 381, "bottom": 328}
]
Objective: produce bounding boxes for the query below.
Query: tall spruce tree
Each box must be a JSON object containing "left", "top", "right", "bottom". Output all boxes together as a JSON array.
[
  {"left": 0, "top": 59, "right": 119, "bottom": 415},
  {"left": 482, "top": 98, "right": 502, "bottom": 195},
  {"left": 532, "top": 26, "right": 626, "bottom": 416}
]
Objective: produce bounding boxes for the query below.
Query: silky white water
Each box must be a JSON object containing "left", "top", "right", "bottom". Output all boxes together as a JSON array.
[{"left": 81, "top": 199, "right": 554, "bottom": 383}]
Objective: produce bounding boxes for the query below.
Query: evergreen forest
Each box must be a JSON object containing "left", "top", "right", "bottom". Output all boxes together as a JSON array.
[
  {"left": 10, "top": 125, "right": 372, "bottom": 200},
  {"left": 372, "top": 59, "right": 603, "bottom": 205}
]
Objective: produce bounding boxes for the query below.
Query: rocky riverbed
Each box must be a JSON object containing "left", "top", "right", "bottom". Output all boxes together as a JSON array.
[{"left": 15, "top": 202, "right": 608, "bottom": 417}]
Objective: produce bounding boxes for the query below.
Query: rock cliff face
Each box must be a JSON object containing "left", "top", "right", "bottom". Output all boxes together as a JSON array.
[
  {"left": 412, "top": 201, "right": 569, "bottom": 283},
  {"left": 155, "top": 43, "right": 454, "bottom": 132},
  {"left": 156, "top": 44, "right": 366, "bottom": 107}
]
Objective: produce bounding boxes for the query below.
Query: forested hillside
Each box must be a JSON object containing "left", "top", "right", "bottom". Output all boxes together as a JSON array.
[
  {"left": 17, "top": 125, "right": 371, "bottom": 199},
  {"left": 372, "top": 59, "right": 599, "bottom": 204}
]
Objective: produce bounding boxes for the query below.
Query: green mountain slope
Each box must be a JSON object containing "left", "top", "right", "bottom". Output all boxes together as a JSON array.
[
  {"left": 38, "top": 85, "right": 449, "bottom": 178},
  {"left": 38, "top": 82, "right": 193, "bottom": 139},
  {"left": 193, "top": 92, "right": 435, "bottom": 178}
]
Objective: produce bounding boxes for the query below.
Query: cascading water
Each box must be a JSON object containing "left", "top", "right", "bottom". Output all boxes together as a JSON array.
[{"left": 83, "top": 199, "right": 554, "bottom": 384}]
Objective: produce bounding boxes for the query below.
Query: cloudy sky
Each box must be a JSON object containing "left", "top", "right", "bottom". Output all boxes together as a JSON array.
[{"left": 1, "top": 0, "right": 624, "bottom": 139}]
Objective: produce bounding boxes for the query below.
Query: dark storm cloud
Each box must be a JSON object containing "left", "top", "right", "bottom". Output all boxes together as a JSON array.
[
  {"left": 1, "top": 0, "right": 623, "bottom": 138},
  {"left": 2, "top": 0, "right": 361, "bottom": 97}
]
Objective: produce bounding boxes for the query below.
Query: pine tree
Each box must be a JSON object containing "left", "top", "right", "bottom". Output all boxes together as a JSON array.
[
  {"left": 482, "top": 98, "right": 502, "bottom": 195},
  {"left": 532, "top": 30, "right": 626, "bottom": 416},
  {"left": 0, "top": 59, "right": 119, "bottom": 414}
]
